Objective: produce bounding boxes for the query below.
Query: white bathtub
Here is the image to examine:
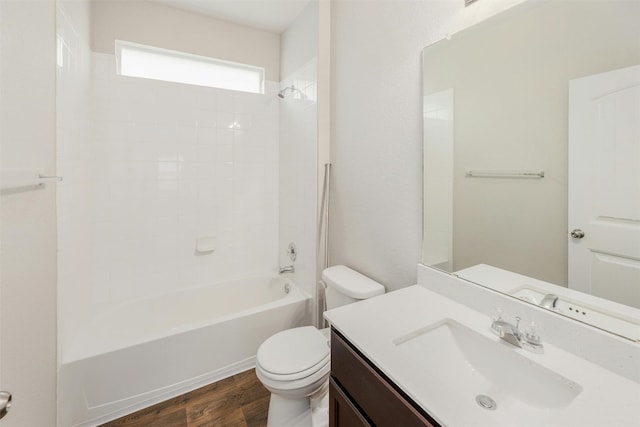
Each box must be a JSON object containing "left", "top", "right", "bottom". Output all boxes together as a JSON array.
[{"left": 59, "top": 276, "right": 310, "bottom": 427}]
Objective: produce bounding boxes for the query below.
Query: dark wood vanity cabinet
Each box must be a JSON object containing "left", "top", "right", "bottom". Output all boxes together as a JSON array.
[{"left": 329, "top": 329, "right": 439, "bottom": 427}]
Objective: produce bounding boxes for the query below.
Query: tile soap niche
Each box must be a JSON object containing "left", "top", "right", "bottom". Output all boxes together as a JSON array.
[{"left": 196, "top": 236, "right": 216, "bottom": 253}]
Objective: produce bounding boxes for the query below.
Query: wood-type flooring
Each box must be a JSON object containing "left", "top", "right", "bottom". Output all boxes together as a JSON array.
[{"left": 99, "top": 369, "right": 270, "bottom": 427}]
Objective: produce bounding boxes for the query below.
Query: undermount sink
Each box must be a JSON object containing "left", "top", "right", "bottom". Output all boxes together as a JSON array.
[{"left": 392, "top": 319, "right": 583, "bottom": 412}]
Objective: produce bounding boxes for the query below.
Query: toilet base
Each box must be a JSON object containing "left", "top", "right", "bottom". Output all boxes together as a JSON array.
[
  {"left": 311, "top": 394, "right": 329, "bottom": 427},
  {"left": 266, "top": 383, "right": 329, "bottom": 427},
  {"left": 266, "top": 393, "right": 312, "bottom": 427}
]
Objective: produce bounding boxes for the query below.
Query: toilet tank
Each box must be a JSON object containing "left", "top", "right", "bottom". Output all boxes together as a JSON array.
[{"left": 322, "top": 265, "right": 385, "bottom": 310}]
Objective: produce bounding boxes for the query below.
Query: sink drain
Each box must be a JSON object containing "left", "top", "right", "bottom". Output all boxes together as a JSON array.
[{"left": 475, "top": 395, "right": 497, "bottom": 410}]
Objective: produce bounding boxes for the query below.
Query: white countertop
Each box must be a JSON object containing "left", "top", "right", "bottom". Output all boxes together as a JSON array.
[{"left": 325, "top": 285, "right": 640, "bottom": 427}]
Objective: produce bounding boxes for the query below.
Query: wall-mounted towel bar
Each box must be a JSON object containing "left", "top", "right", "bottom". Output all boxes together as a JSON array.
[
  {"left": 1, "top": 169, "right": 63, "bottom": 191},
  {"left": 464, "top": 170, "right": 545, "bottom": 179}
]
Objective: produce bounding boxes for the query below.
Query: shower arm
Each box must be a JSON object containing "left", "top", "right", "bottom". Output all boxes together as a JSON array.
[{"left": 278, "top": 85, "right": 307, "bottom": 100}]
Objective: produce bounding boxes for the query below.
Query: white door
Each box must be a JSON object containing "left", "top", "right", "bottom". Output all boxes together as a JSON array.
[{"left": 568, "top": 64, "right": 640, "bottom": 308}]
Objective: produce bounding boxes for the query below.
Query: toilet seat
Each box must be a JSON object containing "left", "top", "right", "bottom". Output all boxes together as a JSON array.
[
  {"left": 257, "top": 354, "right": 330, "bottom": 382},
  {"left": 256, "top": 326, "right": 330, "bottom": 382}
]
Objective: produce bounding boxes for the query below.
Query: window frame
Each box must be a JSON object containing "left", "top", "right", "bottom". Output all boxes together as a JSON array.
[{"left": 115, "top": 40, "right": 265, "bottom": 94}]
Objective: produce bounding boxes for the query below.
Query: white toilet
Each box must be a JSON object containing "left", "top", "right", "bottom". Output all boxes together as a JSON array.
[{"left": 255, "top": 265, "right": 385, "bottom": 427}]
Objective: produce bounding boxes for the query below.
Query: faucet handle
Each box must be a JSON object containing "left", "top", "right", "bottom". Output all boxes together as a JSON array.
[
  {"left": 524, "top": 321, "right": 543, "bottom": 346},
  {"left": 514, "top": 316, "right": 521, "bottom": 329},
  {"left": 490, "top": 308, "right": 504, "bottom": 333},
  {"left": 490, "top": 309, "right": 513, "bottom": 337}
]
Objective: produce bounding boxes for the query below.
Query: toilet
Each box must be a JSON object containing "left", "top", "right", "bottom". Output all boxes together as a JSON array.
[{"left": 255, "top": 265, "right": 385, "bottom": 427}]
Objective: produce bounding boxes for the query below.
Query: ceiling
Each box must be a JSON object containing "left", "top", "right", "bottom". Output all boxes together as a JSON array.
[{"left": 153, "top": 0, "right": 311, "bottom": 33}]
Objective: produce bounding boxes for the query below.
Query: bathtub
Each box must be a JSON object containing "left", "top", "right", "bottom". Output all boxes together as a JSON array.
[{"left": 59, "top": 276, "right": 310, "bottom": 427}]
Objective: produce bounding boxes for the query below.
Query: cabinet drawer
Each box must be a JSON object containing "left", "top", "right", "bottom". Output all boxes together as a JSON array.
[{"left": 331, "top": 329, "right": 437, "bottom": 427}]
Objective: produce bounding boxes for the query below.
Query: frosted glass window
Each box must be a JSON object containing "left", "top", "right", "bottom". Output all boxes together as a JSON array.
[{"left": 116, "top": 40, "right": 265, "bottom": 94}]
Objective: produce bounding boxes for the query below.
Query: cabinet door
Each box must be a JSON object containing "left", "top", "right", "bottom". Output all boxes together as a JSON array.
[
  {"left": 331, "top": 330, "right": 438, "bottom": 427},
  {"left": 329, "top": 378, "right": 371, "bottom": 427}
]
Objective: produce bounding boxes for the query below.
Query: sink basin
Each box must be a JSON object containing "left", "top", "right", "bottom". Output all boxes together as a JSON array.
[{"left": 393, "top": 319, "right": 583, "bottom": 411}]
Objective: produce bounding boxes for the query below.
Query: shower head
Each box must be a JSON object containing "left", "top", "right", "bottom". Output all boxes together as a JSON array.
[{"left": 277, "top": 85, "right": 307, "bottom": 100}]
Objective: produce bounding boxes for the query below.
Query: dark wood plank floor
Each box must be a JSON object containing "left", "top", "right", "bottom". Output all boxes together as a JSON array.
[{"left": 100, "top": 369, "right": 270, "bottom": 427}]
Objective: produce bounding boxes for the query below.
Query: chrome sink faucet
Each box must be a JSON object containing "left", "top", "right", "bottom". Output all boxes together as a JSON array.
[
  {"left": 491, "top": 310, "right": 544, "bottom": 354},
  {"left": 540, "top": 294, "right": 559, "bottom": 309}
]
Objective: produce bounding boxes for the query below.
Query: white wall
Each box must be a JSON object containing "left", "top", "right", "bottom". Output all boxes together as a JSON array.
[
  {"left": 330, "top": 0, "right": 525, "bottom": 291},
  {"left": 0, "top": 0, "right": 58, "bottom": 425},
  {"left": 56, "top": 0, "right": 93, "bottom": 358},
  {"left": 279, "top": 0, "right": 319, "bottom": 305},
  {"left": 281, "top": 1, "right": 318, "bottom": 80},
  {"left": 90, "top": 0, "right": 281, "bottom": 81},
  {"left": 422, "top": 89, "right": 454, "bottom": 271}
]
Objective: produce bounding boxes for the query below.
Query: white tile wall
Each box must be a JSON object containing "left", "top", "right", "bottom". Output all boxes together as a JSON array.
[
  {"left": 278, "top": 0, "right": 319, "bottom": 304},
  {"left": 279, "top": 57, "right": 318, "bottom": 299},
  {"left": 89, "top": 53, "right": 280, "bottom": 303}
]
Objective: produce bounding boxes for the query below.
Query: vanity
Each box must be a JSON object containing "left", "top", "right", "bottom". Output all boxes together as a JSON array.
[{"left": 324, "top": 281, "right": 640, "bottom": 427}]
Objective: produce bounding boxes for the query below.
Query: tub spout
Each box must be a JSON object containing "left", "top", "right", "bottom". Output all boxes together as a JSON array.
[{"left": 279, "top": 265, "right": 295, "bottom": 274}]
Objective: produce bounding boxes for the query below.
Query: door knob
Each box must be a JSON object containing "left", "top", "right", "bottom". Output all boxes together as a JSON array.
[
  {"left": 0, "top": 391, "right": 11, "bottom": 420},
  {"left": 570, "top": 229, "right": 585, "bottom": 239}
]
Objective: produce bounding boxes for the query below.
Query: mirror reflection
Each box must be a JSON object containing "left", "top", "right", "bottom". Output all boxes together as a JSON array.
[{"left": 422, "top": 0, "right": 640, "bottom": 340}]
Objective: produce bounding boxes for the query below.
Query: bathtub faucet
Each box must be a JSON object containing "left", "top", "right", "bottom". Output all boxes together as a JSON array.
[{"left": 279, "top": 265, "right": 295, "bottom": 274}]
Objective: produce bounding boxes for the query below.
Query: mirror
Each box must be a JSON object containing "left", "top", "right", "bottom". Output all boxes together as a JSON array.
[{"left": 422, "top": 0, "right": 640, "bottom": 340}]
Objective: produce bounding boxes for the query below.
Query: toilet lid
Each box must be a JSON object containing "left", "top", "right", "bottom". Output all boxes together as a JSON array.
[{"left": 257, "top": 326, "right": 330, "bottom": 376}]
